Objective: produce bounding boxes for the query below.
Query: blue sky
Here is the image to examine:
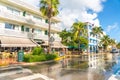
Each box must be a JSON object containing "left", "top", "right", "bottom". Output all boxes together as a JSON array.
[
  {"left": 98, "top": 0, "right": 120, "bottom": 42},
  {"left": 24, "top": 0, "right": 120, "bottom": 41}
]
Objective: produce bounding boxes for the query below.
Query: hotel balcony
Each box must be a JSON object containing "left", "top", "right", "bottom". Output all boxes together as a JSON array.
[
  {"left": 0, "top": 10, "right": 61, "bottom": 32},
  {"left": 33, "top": 34, "right": 48, "bottom": 41},
  {"left": 0, "top": 29, "right": 28, "bottom": 38},
  {"left": 0, "top": 10, "right": 26, "bottom": 24},
  {"left": 0, "top": 29, "right": 62, "bottom": 42},
  {"left": 0, "top": 0, "right": 60, "bottom": 22},
  {"left": 33, "top": 33, "right": 61, "bottom": 41},
  {"left": 27, "top": 17, "right": 62, "bottom": 32}
]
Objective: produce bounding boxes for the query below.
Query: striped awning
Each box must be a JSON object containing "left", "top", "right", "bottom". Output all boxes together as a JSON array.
[
  {"left": 41, "top": 41, "right": 48, "bottom": 46},
  {"left": 0, "top": 36, "right": 37, "bottom": 47}
]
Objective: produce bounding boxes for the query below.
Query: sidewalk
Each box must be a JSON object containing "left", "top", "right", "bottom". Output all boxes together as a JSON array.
[{"left": 0, "top": 58, "right": 17, "bottom": 67}]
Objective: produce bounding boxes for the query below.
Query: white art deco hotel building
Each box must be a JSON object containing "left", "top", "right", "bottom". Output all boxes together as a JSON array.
[{"left": 0, "top": 0, "right": 64, "bottom": 52}]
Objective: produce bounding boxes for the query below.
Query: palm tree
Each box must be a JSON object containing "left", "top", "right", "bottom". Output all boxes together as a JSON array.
[
  {"left": 92, "top": 26, "right": 103, "bottom": 52},
  {"left": 71, "top": 22, "right": 87, "bottom": 53},
  {"left": 117, "top": 42, "right": 120, "bottom": 49},
  {"left": 40, "top": 0, "right": 59, "bottom": 53},
  {"left": 100, "top": 35, "right": 110, "bottom": 52},
  {"left": 109, "top": 38, "right": 116, "bottom": 49},
  {"left": 59, "top": 29, "right": 72, "bottom": 46}
]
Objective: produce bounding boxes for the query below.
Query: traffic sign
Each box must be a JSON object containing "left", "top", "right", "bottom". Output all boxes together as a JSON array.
[{"left": 49, "top": 36, "right": 55, "bottom": 42}]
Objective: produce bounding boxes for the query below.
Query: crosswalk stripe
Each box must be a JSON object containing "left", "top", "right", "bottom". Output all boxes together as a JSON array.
[
  {"left": 14, "top": 73, "right": 54, "bottom": 80},
  {"left": 0, "top": 69, "right": 32, "bottom": 78}
]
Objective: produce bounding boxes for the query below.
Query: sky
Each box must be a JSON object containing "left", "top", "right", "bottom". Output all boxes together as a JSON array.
[{"left": 22, "top": 0, "right": 120, "bottom": 42}]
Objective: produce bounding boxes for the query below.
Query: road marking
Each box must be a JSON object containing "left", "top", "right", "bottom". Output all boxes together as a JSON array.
[
  {"left": 0, "top": 69, "right": 32, "bottom": 78},
  {"left": 14, "top": 73, "right": 54, "bottom": 80}
]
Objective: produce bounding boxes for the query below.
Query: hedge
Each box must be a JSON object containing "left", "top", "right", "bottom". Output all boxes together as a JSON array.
[
  {"left": 24, "top": 54, "right": 58, "bottom": 62},
  {"left": 32, "top": 47, "right": 44, "bottom": 55}
]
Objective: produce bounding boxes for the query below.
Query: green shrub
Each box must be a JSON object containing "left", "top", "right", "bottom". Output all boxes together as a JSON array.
[
  {"left": 32, "top": 47, "right": 44, "bottom": 55},
  {"left": 46, "top": 54, "right": 58, "bottom": 60},
  {"left": 24, "top": 54, "right": 46, "bottom": 62},
  {"left": 29, "top": 55, "right": 46, "bottom": 62},
  {"left": 24, "top": 54, "right": 31, "bottom": 62},
  {"left": 24, "top": 53, "right": 58, "bottom": 62}
]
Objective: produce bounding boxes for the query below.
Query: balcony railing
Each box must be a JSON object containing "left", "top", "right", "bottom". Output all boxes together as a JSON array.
[
  {"left": 3, "top": 0, "right": 59, "bottom": 22},
  {"left": 31, "top": 18, "right": 48, "bottom": 29},
  {"left": 0, "top": 29, "right": 28, "bottom": 38},
  {"left": 33, "top": 34, "right": 48, "bottom": 41},
  {"left": 6, "top": 0, "right": 40, "bottom": 13},
  {"left": 32, "top": 18, "right": 62, "bottom": 31},
  {"left": 0, "top": 28, "right": 62, "bottom": 42},
  {"left": 33, "top": 33, "right": 61, "bottom": 41},
  {"left": 0, "top": 10, "right": 26, "bottom": 23},
  {"left": 0, "top": 10, "right": 61, "bottom": 32}
]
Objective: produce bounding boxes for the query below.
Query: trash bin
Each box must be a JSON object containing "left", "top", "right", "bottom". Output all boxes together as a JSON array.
[{"left": 17, "top": 50, "right": 24, "bottom": 62}]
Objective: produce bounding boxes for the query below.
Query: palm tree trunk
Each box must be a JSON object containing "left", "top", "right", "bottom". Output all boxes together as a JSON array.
[
  {"left": 78, "top": 40, "right": 80, "bottom": 54},
  {"left": 48, "top": 18, "right": 51, "bottom": 54}
]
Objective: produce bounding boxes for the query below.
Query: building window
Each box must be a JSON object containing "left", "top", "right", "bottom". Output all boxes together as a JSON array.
[
  {"left": 89, "top": 25, "right": 92, "bottom": 30},
  {"left": 90, "top": 39, "right": 92, "bottom": 43},
  {"left": 25, "top": 27, "right": 29, "bottom": 32},
  {"left": 5, "top": 23, "right": 13, "bottom": 29},
  {"left": 5, "top": 23, "right": 17, "bottom": 30},
  {"left": 23, "top": 11, "right": 26, "bottom": 16},
  {"left": 45, "top": 19, "right": 48, "bottom": 23},
  {"left": 32, "top": 28, "right": 34, "bottom": 33},
  {"left": 90, "top": 46, "right": 93, "bottom": 52},
  {"left": 7, "top": 7, "right": 20, "bottom": 15},
  {"left": 90, "top": 32, "right": 92, "bottom": 36},
  {"left": 7, "top": 7, "right": 13, "bottom": 13},
  {"left": 34, "top": 29, "right": 41, "bottom": 34},
  {"left": 37, "top": 29, "right": 41, "bottom": 33},
  {"left": 21, "top": 25, "right": 24, "bottom": 31},
  {"left": 45, "top": 30, "right": 48, "bottom": 35}
]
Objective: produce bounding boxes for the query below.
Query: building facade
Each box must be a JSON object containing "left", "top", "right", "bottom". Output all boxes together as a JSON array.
[
  {"left": 86, "top": 22, "right": 106, "bottom": 69},
  {"left": 0, "top": 0, "right": 64, "bottom": 52},
  {"left": 87, "top": 22, "right": 98, "bottom": 53}
]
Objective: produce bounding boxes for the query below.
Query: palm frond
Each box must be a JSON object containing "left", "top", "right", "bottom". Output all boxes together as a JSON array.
[{"left": 40, "top": 0, "right": 59, "bottom": 18}]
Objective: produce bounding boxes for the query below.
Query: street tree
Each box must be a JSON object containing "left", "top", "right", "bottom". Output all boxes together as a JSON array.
[
  {"left": 117, "top": 42, "right": 120, "bottom": 49},
  {"left": 40, "top": 0, "right": 60, "bottom": 53},
  {"left": 92, "top": 26, "right": 103, "bottom": 52},
  {"left": 100, "top": 35, "right": 110, "bottom": 52},
  {"left": 71, "top": 22, "right": 88, "bottom": 53}
]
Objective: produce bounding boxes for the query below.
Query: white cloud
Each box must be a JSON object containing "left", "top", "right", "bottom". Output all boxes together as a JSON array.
[
  {"left": 59, "top": 0, "right": 106, "bottom": 29},
  {"left": 106, "top": 23, "right": 118, "bottom": 32},
  {"left": 60, "top": 0, "right": 105, "bottom": 12},
  {"left": 23, "top": 0, "right": 106, "bottom": 29}
]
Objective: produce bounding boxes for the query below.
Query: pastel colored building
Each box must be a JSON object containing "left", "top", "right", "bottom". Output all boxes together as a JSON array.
[
  {"left": 86, "top": 22, "right": 104, "bottom": 68},
  {"left": 86, "top": 22, "right": 98, "bottom": 53}
]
